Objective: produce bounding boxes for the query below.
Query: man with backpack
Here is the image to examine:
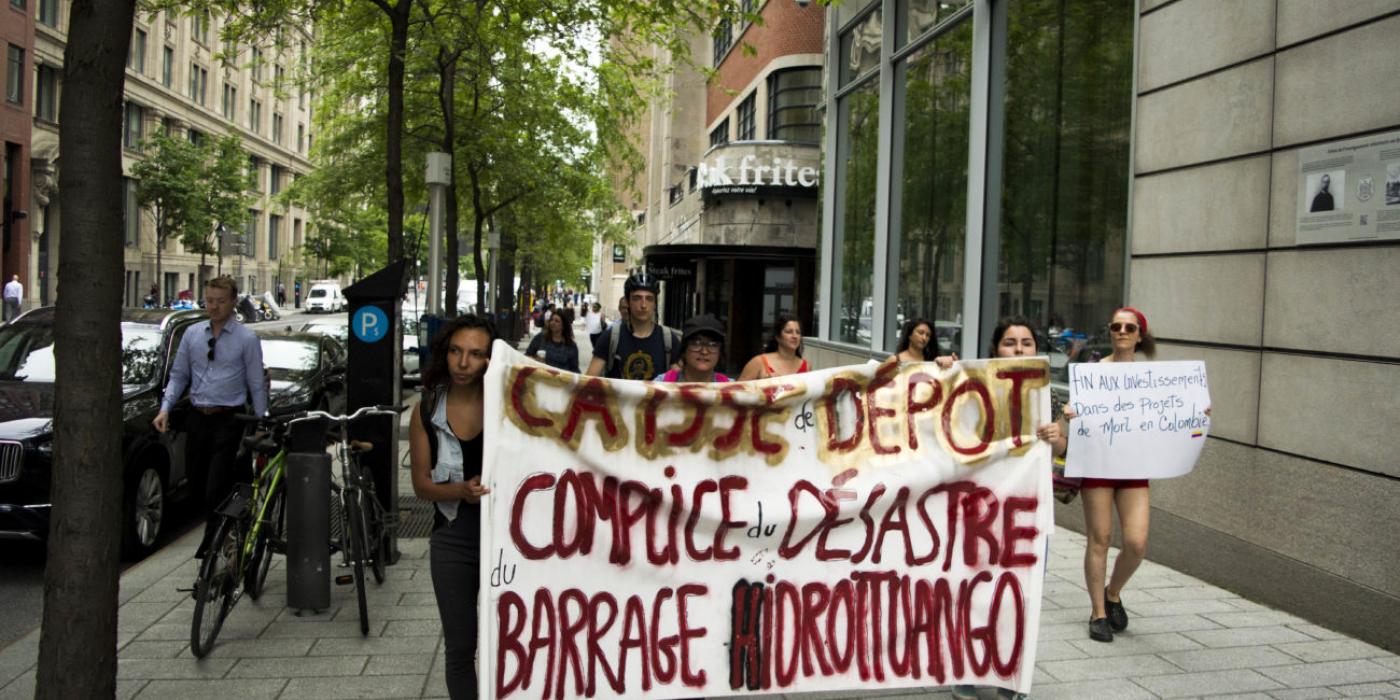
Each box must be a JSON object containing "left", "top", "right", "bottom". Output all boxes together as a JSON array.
[{"left": 586, "top": 270, "right": 681, "bottom": 380}]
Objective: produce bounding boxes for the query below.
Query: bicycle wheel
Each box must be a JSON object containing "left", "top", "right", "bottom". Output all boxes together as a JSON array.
[
  {"left": 190, "top": 517, "right": 239, "bottom": 658},
  {"left": 245, "top": 487, "right": 286, "bottom": 601},
  {"left": 363, "top": 488, "right": 389, "bottom": 584},
  {"left": 343, "top": 490, "right": 370, "bottom": 636}
]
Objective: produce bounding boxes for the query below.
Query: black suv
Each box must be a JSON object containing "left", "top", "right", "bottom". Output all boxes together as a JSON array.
[{"left": 0, "top": 308, "right": 210, "bottom": 558}]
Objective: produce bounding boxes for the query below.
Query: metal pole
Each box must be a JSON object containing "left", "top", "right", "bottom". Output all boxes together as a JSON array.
[{"left": 425, "top": 153, "right": 451, "bottom": 316}]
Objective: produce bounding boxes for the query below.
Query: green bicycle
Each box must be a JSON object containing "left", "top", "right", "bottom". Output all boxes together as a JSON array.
[{"left": 189, "top": 413, "right": 299, "bottom": 658}]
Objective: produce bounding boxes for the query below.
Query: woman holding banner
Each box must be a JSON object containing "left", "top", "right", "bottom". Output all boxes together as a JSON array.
[
  {"left": 656, "top": 314, "right": 733, "bottom": 383},
  {"left": 738, "top": 313, "right": 809, "bottom": 380},
  {"left": 409, "top": 315, "right": 496, "bottom": 698},
  {"left": 1064, "top": 307, "right": 1156, "bottom": 644},
  {"left": 893, "top": 318, "right": 943, "bottom": 364},
  {"left": 951, "top": 317, "right": 1064, "bottom": 700}
]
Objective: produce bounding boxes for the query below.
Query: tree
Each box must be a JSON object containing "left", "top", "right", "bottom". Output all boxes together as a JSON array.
[
  {"left": 130, "top": 133, "right": 210, "bottom": 306},
  {"left": 37, "top": 1, "right": 137, "bottom": 697},
  {"left": 202, "top": 134, "right": 256, "bottom": 282}
]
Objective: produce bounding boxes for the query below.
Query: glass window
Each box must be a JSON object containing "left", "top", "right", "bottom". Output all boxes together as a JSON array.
[
  {"left": 189, "top": 64, "right": 207, "bottom": 105},
  {"left": 223, "top": 83, "right": 237, "bottom": 120},
  {"left": 767, "top": 67, "right": 821, "bottom": 143},
  {"left": 832, "top": 79, "right": 880, "bottom": 346},
  {"left": 188, "top": 128, "right": 203, "bottom": 147},
  {"left": 5, "top": 45, "right": 22, "bottom": 105},
  {"left": 838, "top": 8, "right": 881, "bottom": 88},
  {"left": 130, "top": 28, "right": 147, "bottom": 72},
  {"left": 272, "top": 112, "right": 283, "bottom": 143},
  {"left": 709, "top": 119, "right": 728, "bottom": 148},
  {"left": 251, "top": 48, "right": 263, "bottom": 81},
  {"left": 713, "top": 19, "right": 733, "bottom": 67},
  {"left": 247, "top": 155, "right": 261, "bottom": 191},
  {"left": 736, "top": 93, "right": 755, "bottom": 141},
  {"left": 994, "top": 0, "right": 1133, "bottom": 360},
  {"left": 161, "top": 46, "right": 173, "bottom": 87},
  {"left": 249, "top": 98, "right": 261, "bottom": 132},
  {"left": 246, "top": 210, "right": 259, "bottom": 258},
  {"left": 297, "top": 123, "right": 304, "bottom": 151},
  {"left": 192, "top": 12, "right": 210, "bottom": 44},
  {"left": 268, "top": 214, "right": 281, "bottom": 260},
  {"left": 896, "top": 0, "right": 970, "bottom": 48},
  {"left": 123, "top": 102, "right": 144, "bottom": 149},
  {"left": 270, "top": 164, "right": 283, "bottom": 195},
  {"left": 38, "top": 0, "right": 58, "bottom": 28},
  {"left": 122, "top": 177, "right": 140, "bottom": 246},
  {"left": 888, "top": 19, "right": 973, "bottom": 351},
  {"left": 35, "top": 64, "right": 58, "bottom": 122}
]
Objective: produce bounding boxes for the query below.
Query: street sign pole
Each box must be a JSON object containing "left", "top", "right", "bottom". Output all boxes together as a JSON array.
[{"left": 426, "top": 153, "right": 452, "bottom": 316}]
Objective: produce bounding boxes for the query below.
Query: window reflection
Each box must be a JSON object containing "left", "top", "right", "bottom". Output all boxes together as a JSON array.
[
  {"left": 889, "top": 19, "right": 972, "bottom": 351},
  {"left": 834, "top": 80, "right": 880, "bottom": 346},
  {"left": 997, "top": 0, "right": 1132, "bottom": 361},
  {"left": 897, "top": 0, "right": 971, "bottom": 48},
  {"left": 839, "top": 9, "right": 882, "bottom": 87}
]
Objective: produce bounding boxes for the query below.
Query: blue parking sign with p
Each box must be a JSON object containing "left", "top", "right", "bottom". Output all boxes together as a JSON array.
[{"left": 353, "top": 306, "right": 389, "bottom": 343}]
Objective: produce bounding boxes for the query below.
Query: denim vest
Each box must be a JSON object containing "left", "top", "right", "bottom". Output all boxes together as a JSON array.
[{"left": 428, "top": 391, "right": 466, "bottom": 522}]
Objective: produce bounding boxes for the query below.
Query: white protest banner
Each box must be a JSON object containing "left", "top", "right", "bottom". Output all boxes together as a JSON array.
[
  {"left": 1065, "top": 361, "right": 1211, "bottom": 480},
  {"left": 480, "top": 342, "right": 1055, "bottom": 699}
]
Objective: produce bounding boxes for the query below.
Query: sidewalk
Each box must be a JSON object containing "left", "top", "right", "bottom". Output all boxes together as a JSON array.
[
  {"left": 2, "top": 354, "right": 1398, "bottom": 697},
  {"left": 2, "top": 526, "right": 1397, "bottom": 699}
]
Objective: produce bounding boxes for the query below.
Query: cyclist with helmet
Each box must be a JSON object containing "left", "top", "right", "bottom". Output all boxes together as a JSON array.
[{"left": 586, "top": 269, "right": 682, "bottom": 380}]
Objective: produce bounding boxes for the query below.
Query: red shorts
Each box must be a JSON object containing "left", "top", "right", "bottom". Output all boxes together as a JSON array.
[{"left": 1080, "top": 478, "right": 1149, "bottom": 490}]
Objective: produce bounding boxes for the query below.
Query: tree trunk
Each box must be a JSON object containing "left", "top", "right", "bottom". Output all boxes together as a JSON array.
[
  {"left": 37, "top": 2, "right": 135, "bottom": 698},
  {"left": 377, "top": 0, "right": 412, "bottom": 265},
  {"left": 496, "top": 224, "right": 517, "bottom": 338},
  {"left": 439, "top": 48, "right": 459, "bottom": 317}
]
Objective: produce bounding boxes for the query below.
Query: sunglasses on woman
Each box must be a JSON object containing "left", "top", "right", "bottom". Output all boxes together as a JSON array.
[{"left": 1109, "top": 322, "right": 1138, "bottom": 333}]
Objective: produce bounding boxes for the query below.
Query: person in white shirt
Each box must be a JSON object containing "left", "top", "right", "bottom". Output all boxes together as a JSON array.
[
  {"left": 3, "top": 275, "right": 22, "bottom": 322},
  {"left": 584, "top": 301, "right": 604, "bottom": 346}
]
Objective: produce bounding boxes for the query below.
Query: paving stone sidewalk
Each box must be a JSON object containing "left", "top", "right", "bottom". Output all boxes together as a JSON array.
[{"left": 3, "top": 523, "right": 1396, "bottom": 699}]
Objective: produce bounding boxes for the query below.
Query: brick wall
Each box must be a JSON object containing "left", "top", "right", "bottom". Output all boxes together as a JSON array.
[{"left": 707, "top": 1, "right": 825, "bottom": 125}]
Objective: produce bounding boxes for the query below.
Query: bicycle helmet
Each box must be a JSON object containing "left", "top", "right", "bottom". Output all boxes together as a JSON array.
[{"left": 624, "top": 268, "right": 661, "bottom": 296}]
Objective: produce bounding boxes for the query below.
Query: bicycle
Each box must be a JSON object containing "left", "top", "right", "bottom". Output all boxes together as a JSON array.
[
  {"left": 189, "top": 413, "right": 299, "bottom": 658},
  {"left": 303, "top": 404, "right": 405, "bottom": 636}
]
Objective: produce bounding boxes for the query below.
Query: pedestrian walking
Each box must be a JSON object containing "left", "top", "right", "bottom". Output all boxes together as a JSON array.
[
  {"left": 655, "top": 314, "right": 731, "bottom": 383},
  {"left": 950, "top": 316, "right": 1066, "bottom": 700},
  {"left": 611, "top": 296, "right": 629, "bottom": 330},
  {"left": 293, "top": 280, "right": 302, "bottom": 308},
  {"left": 409, "top": 315, "right": 496, "bottom": 699},
  {"left": 525, "top": 308, "right": 580, "bottom": 373},
  {"left": 738, "top": 313, "right": 808, "bottom": 380},
  {"left": 894, "top": 318, "right": 943, "bottom": 363},
  {"left": 2, "top": 275, "right": 22, "bottom": 322},
  {"left": 152, "top": 275, "right": 268, "bottom": 558},
  {"left": 585, "top": 302, "right": 605, "bottom": 347},
  {"left": 1061, "top": 307, "right": 1202, "bottom": 643},
  {"left": 276, "top": 281, "right": 286, "bottom": 306},
  {"left": 587, "top": 270, "right": 681, "bottom": 380}
]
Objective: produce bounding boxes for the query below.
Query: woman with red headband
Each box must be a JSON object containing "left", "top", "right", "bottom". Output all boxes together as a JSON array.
[{"left": 1064, "top": 307, "right": 1157, "bottom": 643}]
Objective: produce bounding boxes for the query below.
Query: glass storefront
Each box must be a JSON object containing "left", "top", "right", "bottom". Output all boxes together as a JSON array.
[
  {"left": 888, "top": 14, "right": 972, "bottom": 351},
  {"left": 820, "top": 0, "right": 1133, "bottom": 362},
  {"left": 995, "top": 0, "right": 1132, "bottom": 358}
]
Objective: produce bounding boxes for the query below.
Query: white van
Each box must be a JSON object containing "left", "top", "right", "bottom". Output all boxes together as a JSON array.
[{"left": 305, "top": 281, "right": 345, "bottom": 313}]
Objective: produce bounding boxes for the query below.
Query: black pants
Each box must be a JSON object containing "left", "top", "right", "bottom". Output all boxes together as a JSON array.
[
  {"left": 431, "top": 509, "right": 481, "bottom": 699},
  {"left": 186, "top": 410, "right": 248, "bottom": 553}
]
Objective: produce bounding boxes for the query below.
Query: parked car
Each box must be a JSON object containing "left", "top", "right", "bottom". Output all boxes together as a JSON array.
[
  {"left": 305, "top": 281, "right": 345, "bottom": 313},
  {"left": 0, "top": 307, "right": 208, "bottom": 558},
  {"left": 253, "top": 328, "right": 348, "bottom": 416},
  {"left": 297, "top": 316, "right": 418, "bottom": 385}
]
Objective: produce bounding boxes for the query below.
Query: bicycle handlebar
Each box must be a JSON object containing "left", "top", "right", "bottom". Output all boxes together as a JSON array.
[{"left": 235, "top": 405, "right": 405, "bottom": 427}]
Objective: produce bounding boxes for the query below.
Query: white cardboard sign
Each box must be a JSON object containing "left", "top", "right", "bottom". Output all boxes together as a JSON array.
[
  {"left": 1065, "top": 361, "right": 1211, "bottom": 480},
  {"left": 480, "top": 343, "right": 1056, "bottom": 699}
]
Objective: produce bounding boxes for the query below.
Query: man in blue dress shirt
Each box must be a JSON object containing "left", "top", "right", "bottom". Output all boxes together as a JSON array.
[{"left": 153, "top": 275, "right": 268, "bottom": 556}]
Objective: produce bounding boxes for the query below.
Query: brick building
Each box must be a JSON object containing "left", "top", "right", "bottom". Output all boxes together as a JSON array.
[
  {"left": 2, "top": 0, "right": 35, "bottom": 305},
  {"left": 601, "top": 1, "right": 826, "bottom": 369}
]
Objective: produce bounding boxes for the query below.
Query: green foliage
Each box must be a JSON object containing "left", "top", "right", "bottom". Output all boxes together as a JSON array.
[{"left": 130, "top": 132, "right": 209, "bottom": 254}]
